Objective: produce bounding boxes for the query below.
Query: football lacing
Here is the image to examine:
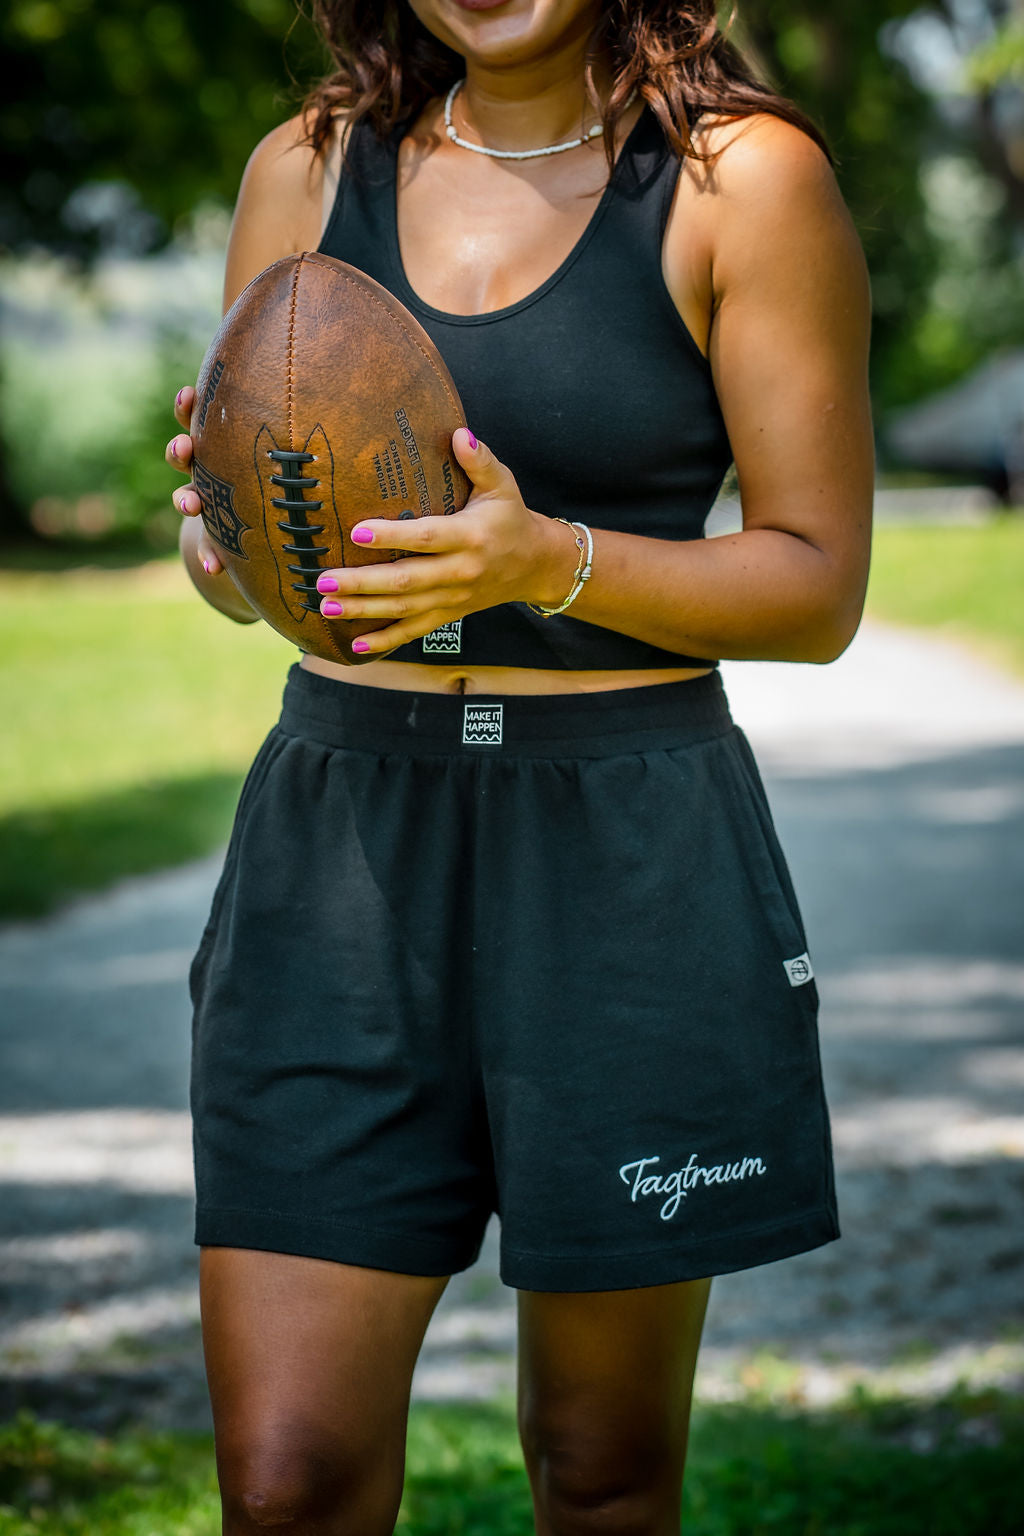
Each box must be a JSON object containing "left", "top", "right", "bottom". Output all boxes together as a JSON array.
[{"left": 267, "top": 449, "right": 329, "bottom": 612}]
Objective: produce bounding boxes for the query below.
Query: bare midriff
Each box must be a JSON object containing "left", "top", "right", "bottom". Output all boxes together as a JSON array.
[{"left": 299, "top": 653, "right": 713, "bottom": 695}]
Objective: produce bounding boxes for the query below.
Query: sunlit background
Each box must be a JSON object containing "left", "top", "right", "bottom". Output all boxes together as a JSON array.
[{"left": 1, "top": 3, "right": 1023, "bottom": 1532}]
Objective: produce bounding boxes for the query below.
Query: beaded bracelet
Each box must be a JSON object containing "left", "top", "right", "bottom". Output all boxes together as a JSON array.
[{"left": 526, "top": 518, "right": 594, "bottom": 617}]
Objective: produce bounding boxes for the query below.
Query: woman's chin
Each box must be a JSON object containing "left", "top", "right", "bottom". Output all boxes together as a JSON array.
[{"left": 413, "top": 0, "right": 600, "bottom": 66}]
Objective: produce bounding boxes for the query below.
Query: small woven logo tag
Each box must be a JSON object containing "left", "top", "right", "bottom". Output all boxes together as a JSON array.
[
  {"left": 463, "top": 703, "right": 503, "bottom": 746},
  {"left": 423, "top": 620, "right": 462, "bottom": 654},
  {"left": 783, "top": 952, "right": 814, "bottom": 987}
]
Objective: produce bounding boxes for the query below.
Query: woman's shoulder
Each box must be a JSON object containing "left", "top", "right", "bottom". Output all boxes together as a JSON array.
[
  {"left": 223, "top": 108, "right": 353, "bottom": 307},
  {"left": 671, "top": 108, "right": 851, "bottom": 276},
  {"left": 689, "top": 109, "right": 835, "bottom": 196},
  {"left": 239, "top": 108, "right": 351, "bottom": 217},
  {"left": 661, "top": 106, "right": 862, "bottom": 352}
]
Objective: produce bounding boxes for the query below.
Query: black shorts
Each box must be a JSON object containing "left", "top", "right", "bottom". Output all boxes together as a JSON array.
[{"left": 189, "top": 662, "right": 839, "bottom": 1292}]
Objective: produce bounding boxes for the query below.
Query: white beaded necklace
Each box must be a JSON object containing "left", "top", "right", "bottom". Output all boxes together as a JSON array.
[{"left": 443, "top": 78, "right": 605, "bottom": 161}]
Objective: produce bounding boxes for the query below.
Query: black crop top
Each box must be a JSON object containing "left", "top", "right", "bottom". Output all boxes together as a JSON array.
[{"left": 317, "top": 106, "right": 735, "bottom": 670}]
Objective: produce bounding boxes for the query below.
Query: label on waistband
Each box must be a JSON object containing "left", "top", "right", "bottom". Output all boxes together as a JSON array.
[
  {"left": 423, "top": 620, "right": 462, "bottom": 654},
  {"left": 463, "top": 702, "right": 503, "bottom": 746}
]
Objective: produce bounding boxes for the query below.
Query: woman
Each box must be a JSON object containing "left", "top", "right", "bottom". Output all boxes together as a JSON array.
[{"left": 168, "top": 2, "right": 873, "bottom": 1530}]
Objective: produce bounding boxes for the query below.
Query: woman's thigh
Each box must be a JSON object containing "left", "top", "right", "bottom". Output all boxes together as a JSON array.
[
  {"left": 517, "top": 1278, "right": 712, "bottom": 1536},
  {"left": 199, "top": 1245, "right": 448, "bottom": 1533}
]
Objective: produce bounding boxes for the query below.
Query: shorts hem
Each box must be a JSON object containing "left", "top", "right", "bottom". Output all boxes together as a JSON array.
[
  {"left": 193, "top": 1205, "right": 483, "bottom": 1279},
  {"left": 499, "top": 1208, "right": 840, "bottom": 1293}
]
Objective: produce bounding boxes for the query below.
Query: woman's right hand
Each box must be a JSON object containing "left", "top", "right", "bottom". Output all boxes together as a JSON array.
[{"left": 166, "top": 384, "right": 223, "bottom": 575}]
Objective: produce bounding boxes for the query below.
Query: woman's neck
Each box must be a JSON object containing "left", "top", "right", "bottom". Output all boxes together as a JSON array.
[{"left": 458, "top": 52, "right": 612, "bottom": 153}]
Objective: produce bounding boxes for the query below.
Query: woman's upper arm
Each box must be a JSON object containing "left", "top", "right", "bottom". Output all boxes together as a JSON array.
[
  {"left": 221, "top": 111, "right": 345, "bottom": 314},
  {"left": 673, "top": 115, "right": 875, "bottom": 627}
]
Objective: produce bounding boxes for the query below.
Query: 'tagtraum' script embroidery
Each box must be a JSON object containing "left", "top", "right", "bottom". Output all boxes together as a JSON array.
[{"left": 619, "top": 1153, "right": 768, "bottom": 1221}]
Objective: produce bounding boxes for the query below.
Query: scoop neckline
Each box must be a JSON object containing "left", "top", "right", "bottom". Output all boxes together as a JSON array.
[{"left": 386, "top": 106, "right": 653, "bottom": 328}]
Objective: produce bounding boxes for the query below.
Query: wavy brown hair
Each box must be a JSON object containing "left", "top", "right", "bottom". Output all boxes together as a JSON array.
[{"left": 300, "top": 1, "right": 833, "bottom": 170}]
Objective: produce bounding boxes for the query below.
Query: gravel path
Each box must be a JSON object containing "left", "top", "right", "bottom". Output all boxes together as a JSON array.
[{"left": 2, "top": 617, "right": 1023, "bottom": 1433}]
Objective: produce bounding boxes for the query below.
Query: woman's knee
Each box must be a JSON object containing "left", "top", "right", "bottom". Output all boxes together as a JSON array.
[
  {"left": 521, "top": 1409, "right": 683, "bottom": 1536},
  {"left": 216, "top": 1419, "right": 404, "bottom": 1533},
  {"left": 531, "top": 1470, "right": 679, "bottom": 1536}
]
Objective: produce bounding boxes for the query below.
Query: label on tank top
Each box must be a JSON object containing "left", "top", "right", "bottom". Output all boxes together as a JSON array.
[{"left": 423, "top": 620, "right": 462, "bottom": 654}]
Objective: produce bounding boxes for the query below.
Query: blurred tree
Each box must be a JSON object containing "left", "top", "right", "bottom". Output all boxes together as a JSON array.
[
  {"left": 874, "top": 0, "right": 1024, "bottom": 409},
  {"left": 953, "top": 2, "right": 1024, "bottom": 223},
  {"left": 0, "top": 0, "right": 327, "bottom": 261},
  {"left": 0, "top": 0, "right": 326, "bottom": 541},
  {"left": 968, "top": 11, "right": 1024, "bottom": 88},
  {"left": 730, "top": 2, "right": 943, "bottom": 412},
  {"left": 0, "top": 1, "right": 1015, "bottom": 543}
]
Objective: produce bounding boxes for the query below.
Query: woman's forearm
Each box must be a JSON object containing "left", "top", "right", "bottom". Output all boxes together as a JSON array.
[
  {"left": 178, "top": 515, "right": 260, "bottom": 625},
  {"left": 531, "top": 516, "right": 868, "bottom": 665}
]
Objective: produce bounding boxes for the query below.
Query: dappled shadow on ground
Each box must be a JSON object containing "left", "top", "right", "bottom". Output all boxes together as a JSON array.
[
  {"left": 0, "top": 770, "right": 244, "bottom": 920},
  {"left": 0, "top": 738, "right": 1021, "bottom": 1430},
  {"left": 768, "top": 741, "right": 1024, "bottom": 967}
]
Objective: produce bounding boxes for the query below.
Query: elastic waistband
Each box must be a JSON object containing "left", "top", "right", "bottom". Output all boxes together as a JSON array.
[{"left": 277, "top": 663, "right": 734, "bottom": 759}]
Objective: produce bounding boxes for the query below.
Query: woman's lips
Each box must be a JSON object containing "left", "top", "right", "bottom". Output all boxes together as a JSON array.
[{"left": 450, "top": 0, "right": 511, "bottom": 11}]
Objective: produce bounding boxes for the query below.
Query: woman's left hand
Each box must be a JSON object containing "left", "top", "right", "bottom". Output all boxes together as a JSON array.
[{"left": 313, "top": 427, "right": 574, "bottom": 655}]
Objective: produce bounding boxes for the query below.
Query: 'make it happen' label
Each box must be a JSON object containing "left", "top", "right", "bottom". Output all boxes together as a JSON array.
[
  {"left": 423, "top": 620, "right": 462, "bottom": 654},
  {"left": 463, "top": 703, "right": 503, "bottom": 747}
]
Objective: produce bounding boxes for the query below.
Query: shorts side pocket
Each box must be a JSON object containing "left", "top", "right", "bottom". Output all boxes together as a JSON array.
[
  {"left": 722, "top": 726, "right": 818, "bottom": 1007},
  {"left": 188, "top": 726, "right": 286, "bottom": 1002}
]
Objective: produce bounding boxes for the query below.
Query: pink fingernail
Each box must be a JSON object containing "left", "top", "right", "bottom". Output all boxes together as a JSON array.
[
  {"left": 352, "top": 527, "right": 374, "bottom": 545},
  {"left": 321, "top": 600, "right": 344, "bottom": 617},
  {"left": 352, "top": 639, "right": 371, "bottom": 653},
  {"left": 466, "top": 429, "right": 478, "bottom": 450},
  {"left": 316, "top": 574, "right": 338, "bottom": 593},
  {"left": 169, "top": 439, "right": 179, "bottom": 459},
  {"left": 202, "top": 559, "right": 210, "bottom": 574},
  {"left": 176, "top": 388, "right": 184, "bottom": 407}
]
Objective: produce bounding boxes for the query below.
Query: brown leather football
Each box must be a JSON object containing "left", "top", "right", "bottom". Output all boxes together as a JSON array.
[{"left": 189, "top": 250, "right": 470, "bottom": 665}]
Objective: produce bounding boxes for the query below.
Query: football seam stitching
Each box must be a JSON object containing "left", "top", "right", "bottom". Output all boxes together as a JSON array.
[
  {"left": 286, "top": 253, "right": 456, "bottom": 665},
  {"left": 287, "top": 267, "right": 346, "bottom": 658},
  {"left": 286, "top": 259, "right": 301, "bottom": 448}
]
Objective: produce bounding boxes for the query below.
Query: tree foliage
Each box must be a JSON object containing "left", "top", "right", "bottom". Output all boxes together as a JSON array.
[
  {"left": 729, "top": 2, "right": 945, "bottom": 409},
  {"left": 0, "top": 1, "right": 1020, "bottom": 543},
  {"left": 1, "top": 0, "right": 327, "bottom": 260},
  {"left": 968, "top": 16, "right": 1024, "bottom": 88}
]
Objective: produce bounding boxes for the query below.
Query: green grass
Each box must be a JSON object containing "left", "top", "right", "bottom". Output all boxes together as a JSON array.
[
  {"left": 0, "top": 1389, "right": 1021, "bottom": 1534},
  {"left": 0, "top": 555, "right": 289, "bottom": 918},
  {"left": 0, "top": 771, "right": 255, "bottom": 920},
  {"left": 2, "top": 516, "right": 1023, "bottom": 921},
  {"left": 866, "top": 515, "right": 1024, "bottom": 676}
]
